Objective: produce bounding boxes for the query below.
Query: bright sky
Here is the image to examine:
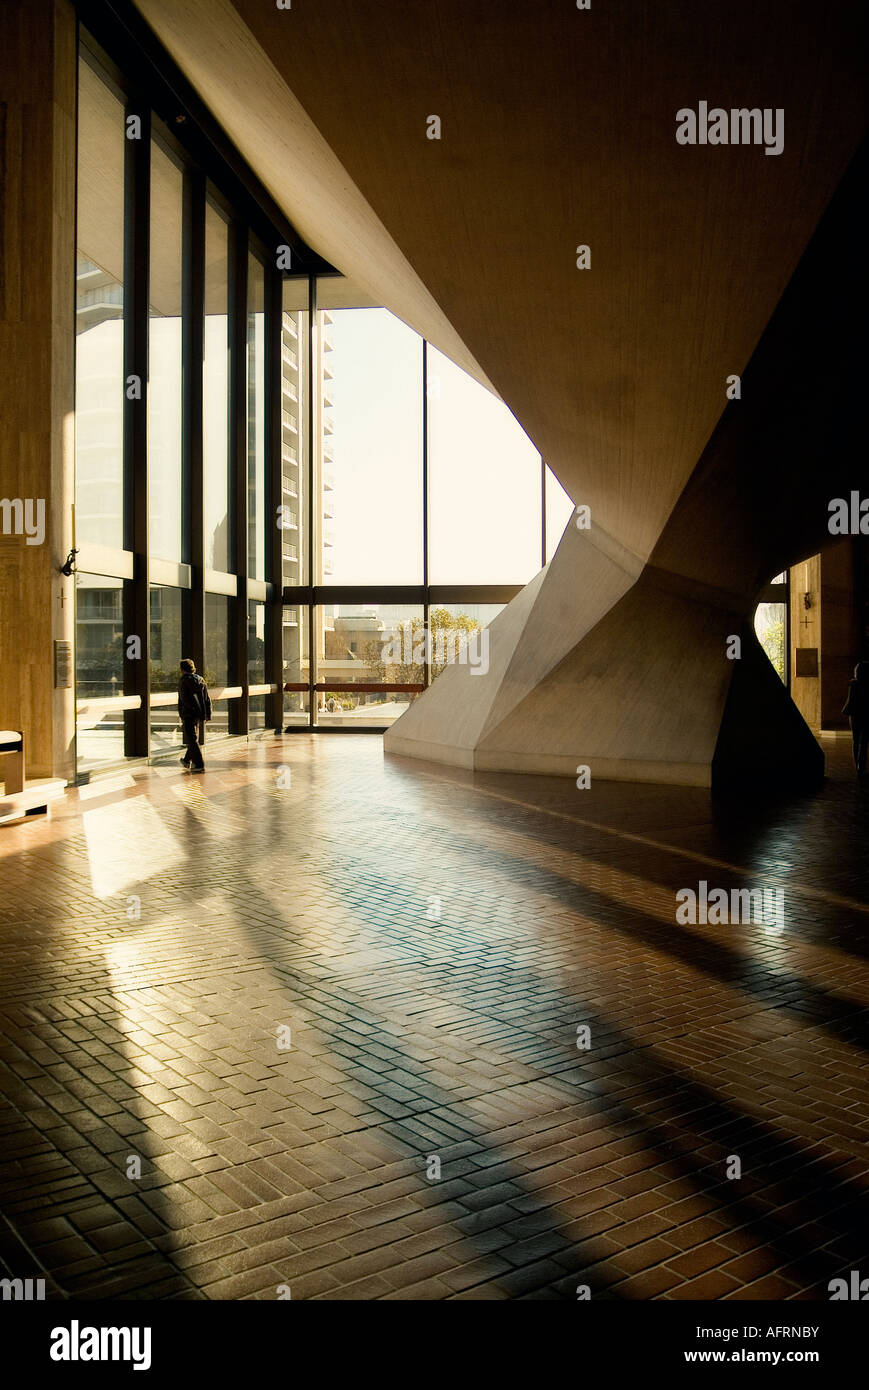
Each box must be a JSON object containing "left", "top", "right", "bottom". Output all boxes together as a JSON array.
[{"left": 326, "top": 309, "right": 573, "bottom": 585}]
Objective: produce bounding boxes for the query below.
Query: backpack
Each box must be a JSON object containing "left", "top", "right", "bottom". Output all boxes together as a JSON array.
[{"left": 197, "top": 676, "right": 212, "bottom": 722}]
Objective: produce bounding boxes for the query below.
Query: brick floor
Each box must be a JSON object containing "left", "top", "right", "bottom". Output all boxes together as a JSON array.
[{"left": 0, "top": 732, "right": 867, "bottom": 1299}]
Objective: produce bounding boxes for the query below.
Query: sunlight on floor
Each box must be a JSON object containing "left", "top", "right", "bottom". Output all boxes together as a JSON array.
[{"left": 83, "top": 795, "right": 186, "bottom": 899}]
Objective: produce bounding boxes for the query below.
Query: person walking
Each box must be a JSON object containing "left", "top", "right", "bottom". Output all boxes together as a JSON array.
[
  {"left": 842, "top": 659, "right": 869, "bottom": 780},
  {"left": 177, "top": 658, "right": 211, "bottom": 773}
]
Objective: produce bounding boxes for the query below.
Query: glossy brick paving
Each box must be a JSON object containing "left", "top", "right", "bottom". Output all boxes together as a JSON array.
[{"left": 0, "top": 735, "right": 867, "bottom": 1299}]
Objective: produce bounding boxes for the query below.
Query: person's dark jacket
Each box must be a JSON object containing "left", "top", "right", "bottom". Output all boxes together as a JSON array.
[
  {"left": 842, "top": 661, "right": 869, "bottom": 724},
  {"left": 178, "top": 672, "right": 212, "bottom": 722}
]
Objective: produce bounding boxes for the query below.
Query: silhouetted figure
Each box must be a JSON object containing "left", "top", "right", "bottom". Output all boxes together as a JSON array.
[
  {"left": 177, "top": 658, "right": 212, "bottom": 773},
  {"left": 842, "top": 660, "right": 869, "bottom": 779}
]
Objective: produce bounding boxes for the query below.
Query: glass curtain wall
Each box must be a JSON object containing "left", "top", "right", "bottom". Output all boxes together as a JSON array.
[
  {"left": 247, "top": 253, "right": 266, "bottom": 582},
  {"left": 204, "top": 201, "right": 231, "bottom": 573},
  {"left": 288, "top": 285, "right": 570, "bottom": 726},
  {"left": 427, "top": 344, "right": 541, "bottom": 584},
  {"left": 316, "top": 605, "right": 424, "bottom": 726},
  {"left": 148, "top": 137, "right": 185, "bottom": 564},
  {"left": 280, "top": 279, "right": 309, "bottom": 726},
  {"left": 149, "top": 585, "right": 186, "bottom": 751},
  {"left": 248, "top": 600, "right": 267, "bottom": 728},
  {"left": 282, "top": 604, "right": 310, "bottom": 726},
  {"left": 74, "top": 33, "right": 577, "bottom": 761},
  {"left": 317, "top": 307, "right": 423, "bottom": 586},
  {"left": 73, "top": 36, "right": 295, "bottom": 773},
  {"left": 74, "top": 58, "right": 128, "bottom": 768},
  {"left": 74, "top": 574, "right": 126, "bottom": 771},
  {"left": 75, "top": 63, "right": 125, "bottom": 551}
]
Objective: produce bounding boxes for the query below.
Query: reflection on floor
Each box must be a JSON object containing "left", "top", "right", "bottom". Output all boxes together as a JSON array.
[{"left": 0, "top": 733, "right": 866, "bottom": 1299}]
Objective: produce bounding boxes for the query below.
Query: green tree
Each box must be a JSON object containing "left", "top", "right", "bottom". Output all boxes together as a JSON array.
[{"left": 364, "top": 608, "right": 483, "bottom": 696}]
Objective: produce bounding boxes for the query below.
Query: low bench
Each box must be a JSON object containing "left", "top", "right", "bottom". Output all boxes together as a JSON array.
[
  {"left": 0, "top": 730, "right": 65, "bottom": 825},
  {"left": 0, "top": 730, "right": 24, "bottom": 794}
]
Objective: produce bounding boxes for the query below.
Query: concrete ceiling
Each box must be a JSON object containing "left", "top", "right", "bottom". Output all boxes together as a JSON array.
[{"left": 136, "top": 0, "right": 866, "bottom": 563}]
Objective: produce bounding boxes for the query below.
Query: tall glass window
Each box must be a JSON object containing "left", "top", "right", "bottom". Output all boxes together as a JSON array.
[
  {"left": 423, "top": 604, "right": 505, "bottom": 687},
  {"left": 150, "top": 585, "right": 186, "bottom": 751},
  {"left": 149, "top": 585, "right": 185, "bottom": 692},
  {"left": 75, "top": 62, "right": 126, "bottom": 550},
  {"left": 317, "top": 306, "right": 423, "bottom": 585},
  {"left": 428, "top": 345, "right": 542, "bottom": 584},
  {"left": 75, "top": 575, "right": 126, "bottom": 771},
  {"left": 248, "top": 600, "right": 267, "bottom": 728},
  {"left": 204, "top": 200, "right": 231, "bottom": 572},
  {"left": 205, "top": 593, "right": 231, "bottom": 690},
  {"left": 281, "top": 278, "right": 308, "bottom": 587},
  {"left": 247, "top": 254, "right": 266, "bottom": 580},
  {"left": 76, "top": 30, "right": 575, "bottom": 757},
  {"left": 148, "top": 137, "right": 185, "bottom": 563},
  {"left": 283, "top": 606, "right": 310, "bottom": 726},
  {"left": 76, "top": 575, "right": 125, "bottom": 700},
  {"left": 316, "top": 604, "right": 424, "bottom": 726}
]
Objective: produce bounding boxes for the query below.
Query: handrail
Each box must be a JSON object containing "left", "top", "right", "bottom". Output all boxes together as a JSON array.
[
  {"left": 309, "top": 683, "right": 422, "bottom": 694},
  {"left": 76, "top": 695, "right": 142, "bottom": 713},
  {"left": 76, "top": 687, "right": 250, "bottom": 713},
  {"left": 153, "top": 686, "right": 244, "bottom": 704}
]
